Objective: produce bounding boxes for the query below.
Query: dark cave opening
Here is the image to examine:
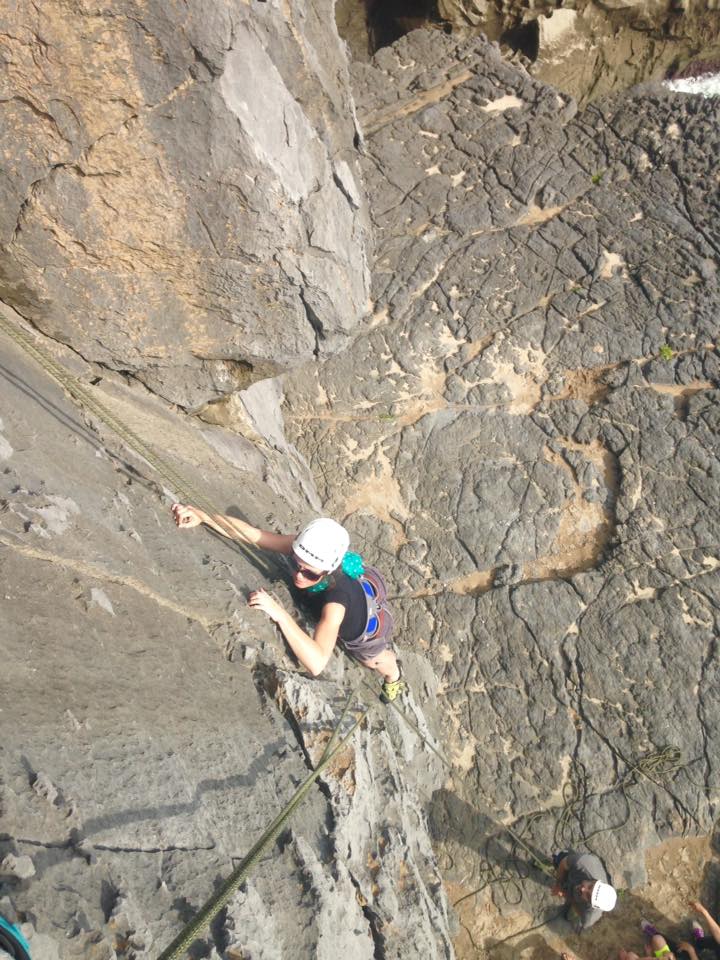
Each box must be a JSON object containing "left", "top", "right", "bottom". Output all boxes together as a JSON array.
[
  {"left": 335, "top": 0, "right": 440, "bottom": 59},
  {"left": 500, "top": 19, "right": 540, "bottom": 62},
  {"left": 367, "top": 0, "right": 437, "bottom": 51}
]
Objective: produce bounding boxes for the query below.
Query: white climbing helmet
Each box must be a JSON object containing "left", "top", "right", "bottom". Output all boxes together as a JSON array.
[
  {"left": 591, "top": 881, "right": 617, "bottom": 912},
  {"left": 293, "top": 518, "right": 350, "bottom": 573}
]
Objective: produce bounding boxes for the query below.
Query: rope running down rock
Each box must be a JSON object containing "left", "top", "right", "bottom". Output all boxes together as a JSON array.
[
  {"left": 0, "top": 312, "right": 694, "bottom": 957},
  {"left": 157, "top": 693, "right": 368, "bottom": 960},
  {"left": 0, "top": 311, "right": 274, "bottom": 577}
]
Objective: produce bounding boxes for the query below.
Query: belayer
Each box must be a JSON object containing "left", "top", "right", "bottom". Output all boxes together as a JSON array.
[
  {"left": 551, "top": 849, "right": 617, "bottom": 933},
  {"left": 171, "top": 505, "right": 405, "bottom": 700}
]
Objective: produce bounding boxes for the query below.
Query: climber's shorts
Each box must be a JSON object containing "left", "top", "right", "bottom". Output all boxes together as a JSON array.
[
  {"left": 341, "top": 609, "right": 394, "bottom": 662},
  {"left": 341, "top": 566, "right": 394, "bottom": 663}
]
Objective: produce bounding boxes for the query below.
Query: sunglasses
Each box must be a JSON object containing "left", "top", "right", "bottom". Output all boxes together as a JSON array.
[{"left": 289, "top": 554, "right": 325, "bottom": 582}]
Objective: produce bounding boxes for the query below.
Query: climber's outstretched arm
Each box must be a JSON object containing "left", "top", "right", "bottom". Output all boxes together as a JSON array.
[{"left": 172, "top": 503, "right": 295, "bottom": 553}]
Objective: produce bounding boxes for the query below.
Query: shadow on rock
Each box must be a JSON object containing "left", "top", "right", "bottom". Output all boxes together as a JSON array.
[
  {"left": 0, "top": 360, "right": 161, "bottom": 495},
  {"left": 208, "top": 504, "right": 284, "bottom": 582},
  {"left": 487, "top": 930, "right": 563, "bottom": 960},
  {"left": 429, "top": 787, "right": 554, "bottom": 898}
]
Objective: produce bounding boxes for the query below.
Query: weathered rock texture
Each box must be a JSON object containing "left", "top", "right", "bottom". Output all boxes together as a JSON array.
[
  {"left": 528, "top": 0, "right": 720, "bottom": 106},
  {"left": 0, "top": 0, "right": 371, "bottom": 409},
  {"left": 281, "top": 28, "right": 720, "bottom": 956},
  {"left": 337, "top": 0, "right": 720, "bottom": 106},
  {"left": 0, "top": 303, "right": 453, "bottom": 960},
  {"left": 2, "top": 11, "right": 720, "bottom": 960}
]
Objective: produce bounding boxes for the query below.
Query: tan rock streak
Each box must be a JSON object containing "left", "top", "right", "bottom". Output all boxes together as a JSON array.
[
  {"left": 0, "top": 535, "right": 222, "bottom": 629},
  {"left": 526, "top": 439, "right": 618, "bottom": 580},
  {"left": 358, "top": 67, "right": 474, "bottom": 135},
  {"left": 341, "top": 444, "right": 410, "bottom": 547}
]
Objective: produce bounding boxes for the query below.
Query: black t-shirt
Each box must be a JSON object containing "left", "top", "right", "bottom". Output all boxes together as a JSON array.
[{"left": 304, "top": 572, "right": 367, "bottom": 641}]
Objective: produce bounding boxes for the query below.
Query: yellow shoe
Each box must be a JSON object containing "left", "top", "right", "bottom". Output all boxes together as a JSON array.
[{"left": 381, "top": 671, "right": 405, "bottom": 703}]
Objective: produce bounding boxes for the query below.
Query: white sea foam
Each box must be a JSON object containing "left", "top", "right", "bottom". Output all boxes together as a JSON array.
[{"left": 664, "top": 73, "right": 720, "bottom": 98}]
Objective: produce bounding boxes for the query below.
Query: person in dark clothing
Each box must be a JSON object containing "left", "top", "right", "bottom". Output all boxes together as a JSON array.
[
  {"left": 551, "top": 850, "right": 617, "bottom": 933},
  {"left": 171, "top": 505, "right": 404, "bottom": 699}
]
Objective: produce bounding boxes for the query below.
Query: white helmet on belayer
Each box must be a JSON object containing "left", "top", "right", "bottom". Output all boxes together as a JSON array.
[
  {"left": 293, "top": 518, "right": 350, "bottom": 573},
  {"left": 591, "top": 881, "right": 617, "bottom": 912}
]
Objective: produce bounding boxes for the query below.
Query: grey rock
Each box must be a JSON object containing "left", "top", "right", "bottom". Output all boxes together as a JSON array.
[
  {"left": 282, "top": 26, "right": 719, "bottom": 947},
  {"left": 18, "top": 928, "right": 61, "bottom": 960},
  {"left": 1, "top": 13, "right": 719, "bottom": 960},
  {"left": 0, "top": 0, "right": 372, "bottom": 408},
  {"left": 31, "top": 773, "right": 60, "bottom": 807},
  {"left": 493, "top": 564, "right": 524, "bottom": 587},
  {"left": 0, "top": 855, "right": 35, "bottom": 881},
  {"left": 0, "top": 898, "right": 19, "bottom": 924}
]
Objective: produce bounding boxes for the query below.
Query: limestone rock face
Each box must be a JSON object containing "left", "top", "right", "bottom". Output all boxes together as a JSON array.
[
  {"left": 0, "top": 0, "right": 371, "bottom": 408},
  {"left": 0, "top": 308, "right": 452, "bottom": 960},
  {"left": 338, "top": 0, "right": 720, "bottom": 106},
  {"left": 2, "top": 11, "right": 720, "bottom": 960},
  {"left": 282, "top": 29, "right": 720, "bottom": 952}
]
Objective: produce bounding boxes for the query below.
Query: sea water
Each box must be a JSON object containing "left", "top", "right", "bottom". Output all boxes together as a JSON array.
[{"left": 665, "top": 74, "right": 720, "bottom": 97}]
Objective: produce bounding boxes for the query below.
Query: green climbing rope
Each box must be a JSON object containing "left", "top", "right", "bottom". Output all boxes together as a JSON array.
[
  {"left": 1, "top": 310, "right": 699, "bottom": 955},
  {"left": 0, "top": 311, "right": 274, "bottom": 576},
  {"left": 157, "top": 700, "right": 368, "bottom": 960}
]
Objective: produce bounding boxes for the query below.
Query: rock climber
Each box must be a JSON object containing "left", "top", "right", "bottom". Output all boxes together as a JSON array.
[
  {"left": 551, "top": 849, "right": 617, "bottom": 932},
  {"left": 171, "top": 504, "right": 405, "bottom": 700}
]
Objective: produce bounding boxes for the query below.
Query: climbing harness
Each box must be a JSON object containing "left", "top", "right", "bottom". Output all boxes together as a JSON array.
[
  {"left": 305, "top": 558, "right": 396, "bottom": 661},
  {"left": 359, "top": 566, "right": 392, "bottom": 640},
  {"left": 361, "top": 577, "right": 382, "bottom": 636}
]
